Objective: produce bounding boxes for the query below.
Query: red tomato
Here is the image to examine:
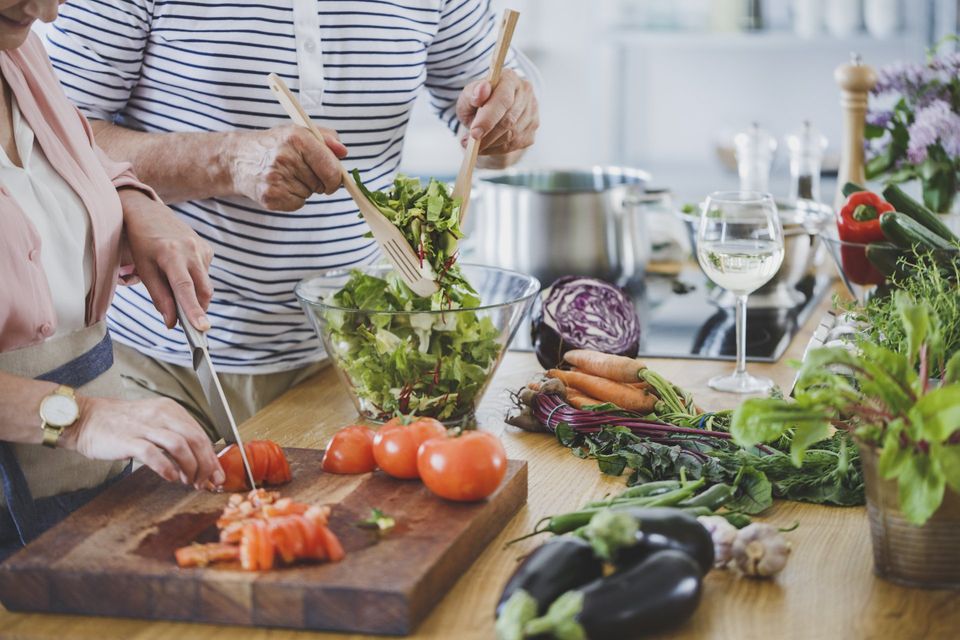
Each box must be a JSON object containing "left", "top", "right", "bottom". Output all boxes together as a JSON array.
[
  {"left": 372, "top": 416, "right": 447, "bottom": 479},
  {"left": 322, "top": 425, "right": 377, "bottom": 474},
  {"left": 417, "top": 431, "right": 507, "bottom": 502},
  {"left": 219, "top": 440, "right": 291, "bottom": 491}
]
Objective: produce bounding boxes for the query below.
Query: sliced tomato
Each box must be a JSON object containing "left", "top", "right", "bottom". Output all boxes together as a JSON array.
[
  {"left": 255, "top": 520, "right": 274, "bottom": 571},
  {"left": 218, "top": 445, "right": 249, "bottom": 492},
  {"left": 175, "top": 543, "right": 239, "bottom": 568},
  {"left": 265, "top": 441, "right": 292, "bottom": 485},
  {"left": 269, "top": 519, "right": 296, "bottom": 565},
  {"left": 295, "top": 516, "right": 322, "bottom": 559},
  {"left": 317, "top": 525, "right": 345, "bottom": 563},
  {"left": 281, "top": 518, "right": 305, "bottom": 559},
  {"left": 240, "top": 523, "right": 259, "bottom": 571},
  {"left": 218, "top": 441, "right": 291, "bottom": 492}
]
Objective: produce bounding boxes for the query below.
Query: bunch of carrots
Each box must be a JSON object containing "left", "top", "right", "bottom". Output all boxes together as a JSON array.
[
  {"left": 538, "top": 350, "right": 657, "bottom": 412},
  {"left": 175, "top": 489, "right": 345, "bottom": 571}
]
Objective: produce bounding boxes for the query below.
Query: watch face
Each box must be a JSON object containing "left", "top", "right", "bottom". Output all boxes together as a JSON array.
[{"left": 41, "top": 394, "right": 79, "bottom": 427}]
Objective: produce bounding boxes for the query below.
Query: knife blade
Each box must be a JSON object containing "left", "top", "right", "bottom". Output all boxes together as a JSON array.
[{"left": 176, "top": 304, "right": 257, "bottom": 491}]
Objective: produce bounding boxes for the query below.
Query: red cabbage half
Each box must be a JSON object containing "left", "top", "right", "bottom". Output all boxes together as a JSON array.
[{"left": 531, "top": 276, "right": 641, "bottom": 369}]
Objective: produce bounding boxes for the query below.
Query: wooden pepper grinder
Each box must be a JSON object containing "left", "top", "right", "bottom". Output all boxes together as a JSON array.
[{"left": 834, "top": 53, "right": 877, "bottom": 210}]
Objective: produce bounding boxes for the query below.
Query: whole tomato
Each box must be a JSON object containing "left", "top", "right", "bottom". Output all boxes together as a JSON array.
[
  {"left": 322, "top": 425, "right": 376, "bottom": 474},
  {"left": 372, "top": 416, "right": 447, "bottom": 479},
  {"left": 417, "top": 431, "right": 507, "bottom": 502}
]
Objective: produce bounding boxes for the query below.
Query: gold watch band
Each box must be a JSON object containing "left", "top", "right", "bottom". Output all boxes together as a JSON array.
[{"left": 40, "top": 385, "right": 77, "bottom": 449}]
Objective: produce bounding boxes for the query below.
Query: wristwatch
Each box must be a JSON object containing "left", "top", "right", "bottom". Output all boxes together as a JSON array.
[{"left": 39, "top": 385, "right": 80, "bottom": 448}]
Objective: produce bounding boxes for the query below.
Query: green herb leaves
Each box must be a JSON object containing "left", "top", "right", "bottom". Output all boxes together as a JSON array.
[{"left": 733, "top": 291, "right": 960, "bottom": 525}]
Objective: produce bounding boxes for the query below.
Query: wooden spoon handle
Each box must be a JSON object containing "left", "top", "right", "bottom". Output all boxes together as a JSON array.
[{"left": 452, "top": 9, "right": 520, "bottom": 226}]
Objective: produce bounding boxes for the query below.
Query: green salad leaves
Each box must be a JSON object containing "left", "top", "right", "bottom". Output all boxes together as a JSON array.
[
  {"left": 352, "top": 170, "right": 473, "bottom": 292},
  {"left": 325, "top": 174, "right": 501, "bottom": 422}
]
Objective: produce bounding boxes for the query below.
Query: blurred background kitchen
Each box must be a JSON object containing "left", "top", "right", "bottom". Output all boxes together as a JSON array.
[
  {"left": 401, "top": 0, "right": 960, "bottom": 361},
  {"left": 403, "top": 0, "right": 958, "bottom": 201}
]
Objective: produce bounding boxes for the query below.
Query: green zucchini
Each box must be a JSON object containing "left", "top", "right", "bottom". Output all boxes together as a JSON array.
[
  {"left": 882, "top": 184, "right": 958, "bottom": 242},
  {"left": 841, "top": 182, "right": 867, "bottom": 197},
  {"left": 879, "top": 212, "right": 958, "bottom": 252},
  {"left": 864, "top": 242, "right": 904, "bottom": 277}
]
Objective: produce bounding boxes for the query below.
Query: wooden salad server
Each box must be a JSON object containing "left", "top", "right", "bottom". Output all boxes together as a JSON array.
[{"left": 267, "top": 73, "right": 439, "bottom": 297}]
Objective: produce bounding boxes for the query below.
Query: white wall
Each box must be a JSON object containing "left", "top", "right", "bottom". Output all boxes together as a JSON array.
[{"left": 400, "top": 0, "right": 947, "bottom": 195}]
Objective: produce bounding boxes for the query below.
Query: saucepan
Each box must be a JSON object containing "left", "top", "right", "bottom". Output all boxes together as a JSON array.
[{"left": 461, "top": 167, "right": 653, "bottom": 287}]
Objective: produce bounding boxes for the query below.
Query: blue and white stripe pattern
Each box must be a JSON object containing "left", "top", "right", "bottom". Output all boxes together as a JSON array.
[{"left": 40, "top": 0, "right": 513, "bottom": 373}]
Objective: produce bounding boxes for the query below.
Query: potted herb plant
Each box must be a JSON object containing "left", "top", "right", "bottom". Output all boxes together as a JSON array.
[
  {"left": 732, "top": 292, "right": 960, "bottom": 588},
  {"left": 866, "top": 39, "right": 960, "bottom": 215}
]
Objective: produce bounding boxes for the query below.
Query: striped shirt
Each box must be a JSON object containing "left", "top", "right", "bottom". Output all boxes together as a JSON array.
[{"left": 39, "top": 0, "right": 517, "bottom": 373}]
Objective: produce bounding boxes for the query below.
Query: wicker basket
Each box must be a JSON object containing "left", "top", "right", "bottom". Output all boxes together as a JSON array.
[{"left": 860, "top": 444, "right": 960, "bottom": 588}]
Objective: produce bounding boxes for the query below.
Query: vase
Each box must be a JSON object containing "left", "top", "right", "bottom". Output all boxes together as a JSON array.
[{"left": 859, "top": 444, "right": 960, "bottom": 588}]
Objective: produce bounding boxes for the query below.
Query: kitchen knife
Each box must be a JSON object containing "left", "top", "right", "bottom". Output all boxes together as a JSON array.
[{"left": 176, "top": 304, "right": 257, "bottom": 491}]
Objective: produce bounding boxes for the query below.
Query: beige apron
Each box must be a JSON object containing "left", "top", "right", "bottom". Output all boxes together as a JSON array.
[{"left": 0, "top": 322, "right": 127, "bottom": 506}]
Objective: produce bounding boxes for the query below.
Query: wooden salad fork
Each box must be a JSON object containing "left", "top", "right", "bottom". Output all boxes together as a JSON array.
[
  {"left": 452, "top": 9, "right": 520, "bottom": 225},
  {"left": 266, "top": 73, "right": 439, "bottom": 297}
]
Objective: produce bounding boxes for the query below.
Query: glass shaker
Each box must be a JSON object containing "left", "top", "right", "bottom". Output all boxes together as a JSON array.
[
  {"left": 786, "top": 121, "right": 828, "bottom": 204},
  {"left": 733, "top": 122, "right": 777, "bottom": 193}
]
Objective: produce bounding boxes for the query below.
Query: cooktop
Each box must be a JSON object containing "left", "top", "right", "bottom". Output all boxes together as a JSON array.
[
  {"left": 627, "top": 269, "right": 832, "bottom": 362},
  {"left": 516, "top": 269, "right": 832, "bottom": 363}
]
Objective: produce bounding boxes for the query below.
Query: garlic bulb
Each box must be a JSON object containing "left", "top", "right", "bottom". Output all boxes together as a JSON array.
[
  {"left": 697, "top": 515, "right": 739, "bottom": 569},
  {"left": 732, "top": 523, "right": 791, "bottom": 578}
]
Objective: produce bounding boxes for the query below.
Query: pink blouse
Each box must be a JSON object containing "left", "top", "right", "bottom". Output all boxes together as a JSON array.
[{"left": 0, "top": 33, "right": 157, "bottom": 353}]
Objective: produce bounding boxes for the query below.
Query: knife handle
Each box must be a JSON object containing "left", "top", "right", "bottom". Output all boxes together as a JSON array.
[{"left": 176, "top": 302, "right": 208, "bottom": 350}]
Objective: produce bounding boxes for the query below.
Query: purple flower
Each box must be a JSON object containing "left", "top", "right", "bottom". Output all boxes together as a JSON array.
[
  {"left": 930, "top": 51, "right": 960, "bottom": 74},
  {"left": 906, "top": 99, "right": 960, "bottom": 163},
  {"left": 873, "top": 62, "right": 934, "bottom": 96},
  {"left": 867, "top": 110, "right": 893, "bottom": 128}
]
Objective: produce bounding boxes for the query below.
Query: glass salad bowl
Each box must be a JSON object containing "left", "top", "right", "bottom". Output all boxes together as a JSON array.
[{"left": 296, "top": 264, "right": 540, "bottom": 427}]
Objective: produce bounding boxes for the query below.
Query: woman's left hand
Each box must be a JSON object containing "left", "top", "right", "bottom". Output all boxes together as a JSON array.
[{"left": 118, "top": 189, "right": 214, "bottom": 331}]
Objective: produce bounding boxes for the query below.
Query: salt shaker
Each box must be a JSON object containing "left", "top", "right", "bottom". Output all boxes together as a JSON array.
[
  {"left": 786, "top": 121, "right": 828, "bottom": 204},
  {"left": 734, "top": 122, "right": 777, "bottom": 193}
]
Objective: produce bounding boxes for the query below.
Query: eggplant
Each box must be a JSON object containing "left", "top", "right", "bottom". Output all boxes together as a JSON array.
[
  {"left": 496, "top": 535, "right": 604, "bottom": 618},
  {"left": 614, "top": 507, "right": 714, "bottom": 575},
  {"left": 525, "top": 549, "right": 703, "bottom": 639}
]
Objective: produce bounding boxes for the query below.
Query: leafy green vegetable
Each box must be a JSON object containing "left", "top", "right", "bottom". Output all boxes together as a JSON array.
[
  {"left": 352, "top": 170, "right": 472, "bottom": 292},
  {"left": 733, "top": 291, "right": 960, "bottom": 525},
  {"left": 552, "top": 420, "right": 863, "bottom": 513},
  {"left": 848, "top": 249, "right": 960, "bottom": 371},
  {"left": 325, "top": 174, "right": 502, "bottom": 422},
  {"left": 357, "top": 508, "right": 396, "bottom": 533}
]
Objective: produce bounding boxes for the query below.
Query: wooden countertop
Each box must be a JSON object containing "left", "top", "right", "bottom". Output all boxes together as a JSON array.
[{"left": 1, "top": 289, "right": 958, "bottom": 640}]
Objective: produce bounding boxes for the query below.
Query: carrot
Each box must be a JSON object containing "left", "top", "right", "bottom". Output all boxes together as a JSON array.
[
  {"left": 563, "top": 350, "right": 645, "bottom": 382},
  {"left": 625, "top": 381, "right": 652, "bottom": 391},
  {"left": 564, "top": 388, "right": 604, "bottom": 410},
  {"left": 546, "top": 369, "right": 657, "bottom": 413}
]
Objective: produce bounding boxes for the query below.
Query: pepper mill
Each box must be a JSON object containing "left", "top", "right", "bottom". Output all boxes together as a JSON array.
[{"left": 834, "top": 53, "right": 877, "bottom": 210}]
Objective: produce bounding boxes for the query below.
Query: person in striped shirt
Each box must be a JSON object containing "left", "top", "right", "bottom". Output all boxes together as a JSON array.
[{"left": 39, "top": 0, "right": 539, "bottom": 440}]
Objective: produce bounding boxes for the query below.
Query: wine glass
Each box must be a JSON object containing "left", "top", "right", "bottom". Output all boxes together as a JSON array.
[{"left": 696, "top": 191, "right": 784, "bottom": 393}]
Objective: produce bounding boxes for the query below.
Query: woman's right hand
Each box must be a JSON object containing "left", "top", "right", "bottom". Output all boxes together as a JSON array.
[{"left": 61, "top": 396, "right": 225, "bottom": 489}]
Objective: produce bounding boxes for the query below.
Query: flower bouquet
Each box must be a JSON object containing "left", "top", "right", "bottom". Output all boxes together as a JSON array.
[{"left": 866, "top": 39, "right": 960, "bottom": 214}]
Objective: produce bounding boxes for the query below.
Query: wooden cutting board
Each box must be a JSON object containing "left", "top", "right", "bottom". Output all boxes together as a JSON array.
[{"left": 0, "top": 448, "right": 527, "bottom": 635}]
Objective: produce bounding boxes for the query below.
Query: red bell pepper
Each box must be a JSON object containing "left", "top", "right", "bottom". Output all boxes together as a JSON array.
[{"left": 836, "top": 191, "right": 895, "bottom": 285}]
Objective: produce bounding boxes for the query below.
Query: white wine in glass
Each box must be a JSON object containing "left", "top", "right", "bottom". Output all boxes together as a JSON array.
[{"left": 696, "top": 192, "right": 784, "bottom": 393}]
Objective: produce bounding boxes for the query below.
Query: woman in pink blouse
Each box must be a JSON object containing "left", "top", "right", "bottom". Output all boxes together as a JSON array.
[{"left": 0, "top": 0, "right": 223, "bottom": 557}]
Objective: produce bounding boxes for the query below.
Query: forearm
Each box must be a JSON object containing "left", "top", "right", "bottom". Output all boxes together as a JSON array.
[
  {"left": 0, "top": 371, "right": 61, "bottom": 445},
  {"left": 91, "top": 120, "right": 241, "bottom": 204}
]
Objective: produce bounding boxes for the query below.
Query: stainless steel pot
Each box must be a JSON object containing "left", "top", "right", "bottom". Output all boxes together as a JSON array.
[{"left": 462, "top": 167, "right": 652, "bottom": 287}]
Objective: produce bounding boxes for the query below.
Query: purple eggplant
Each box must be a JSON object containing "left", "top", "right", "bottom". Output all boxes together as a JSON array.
[{"left": 524, "top": 550, "right": 703, "bottom": 639}]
